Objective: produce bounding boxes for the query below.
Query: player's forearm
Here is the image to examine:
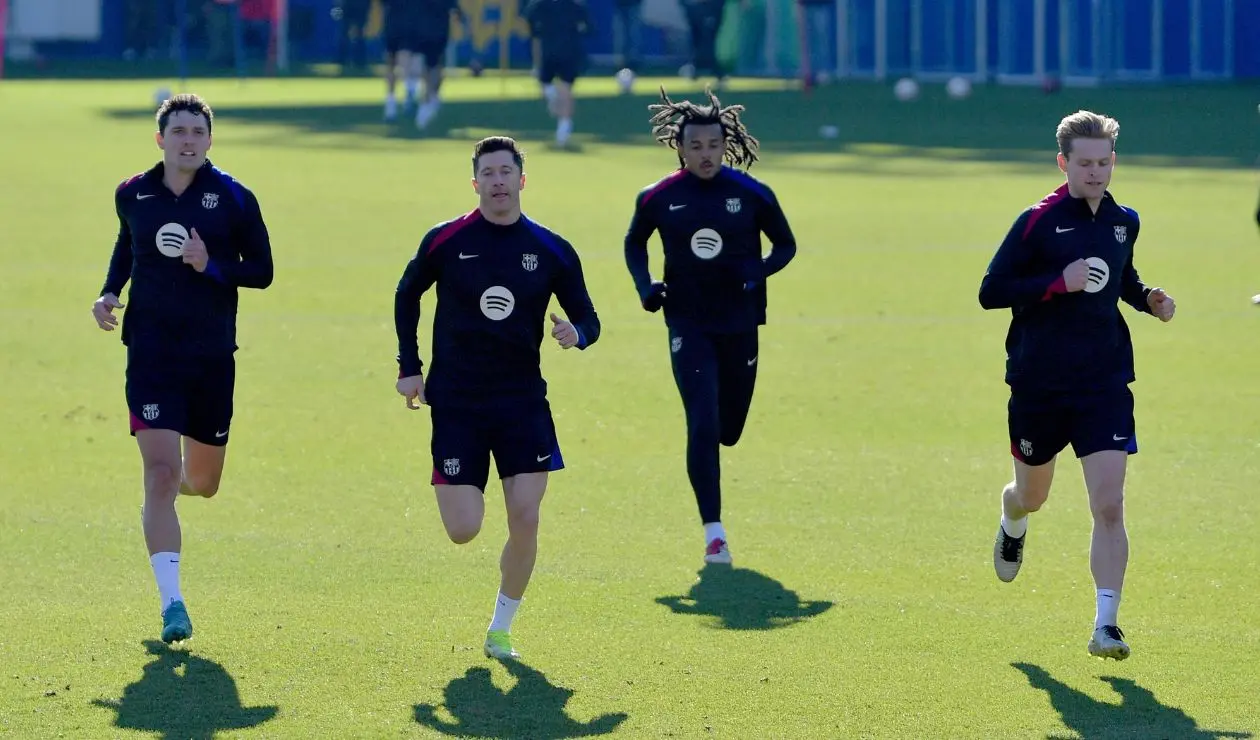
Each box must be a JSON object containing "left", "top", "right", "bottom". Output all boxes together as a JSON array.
[
  {"left": 102, "top": 240, "right": 132, "bottom": 296},
  {"left": 623, "top": 238, "right": 653, "bottom": 296},
  {"left": 206, "top": 255, "right": 274, "bottom": 289},
  {"left": 393, "top": 292, "right": 424, "bottom": 376},
  {"left": 571, "top": 311, "right": 600, "bottom": 349},
  {"left": 1120, "top": 276, "right": 1153, "bottom": 314},
  {"left": 978, "top": 272, "right": 1065, "bottom": 309},
  {"left": 762, "top": 240, "right": 796, "bottom": 277}
]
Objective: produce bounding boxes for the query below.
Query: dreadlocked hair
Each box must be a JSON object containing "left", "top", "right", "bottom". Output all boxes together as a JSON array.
[{"left": 647, "top": 87, "right": 761, "bottom": 169}]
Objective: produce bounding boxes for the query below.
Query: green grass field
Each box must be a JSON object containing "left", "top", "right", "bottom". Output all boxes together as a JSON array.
[{"left": 2, "top": 72, "right": 1259, "bottom": 739}]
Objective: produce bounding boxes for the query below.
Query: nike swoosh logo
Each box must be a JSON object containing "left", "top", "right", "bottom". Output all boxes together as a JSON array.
[
  {"left": 137, "top": 194, "right": 156, "bottom": 200},
  {"left": 458, "top": 253, "right": 478, "bottom": 259},
  {"left": 1112, "top": 435, "right": 1127, "bottom": 441},
  {"left": 747, "top": 356, "right": 758, "bottom": 366},
  {"left": 1056, "top": 226, "right": 1074, "bottom": 233},
  {"left": 669, "top": 204, "right": 686, "bottom": 211},
  {"left": 215, "top": 430, "right": 228, "bottom": 438},
  {"left": 537, "top": 454, "right": 551, "bottom": 462}
]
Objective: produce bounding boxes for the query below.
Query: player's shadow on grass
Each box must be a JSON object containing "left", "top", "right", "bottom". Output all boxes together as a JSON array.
[
  {"left": 414, "top": 660, "right": 628, "bottom": 738},
  {"left": 91, "top": 640, "right": 278, "bottom": 740},
  {"left": 655, "top": 563, "right": 833, "bottom": 630},
  {"left": 1011, "top": 662, "right": 1253, "bottom": 740}
]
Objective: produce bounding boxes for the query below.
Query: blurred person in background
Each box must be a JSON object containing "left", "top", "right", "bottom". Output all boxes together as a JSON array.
[
  {"left": 612, "top": 0, "right": 642, "bottom": 76},
  {"left": 337, "top": 0, "right": 373, "bottom": 70},
  {"left": 524, "top": 0, "right": 591, "bottom": 147},
  {"left": 680, "top": 0, "right": 726, "bottom": 85},
  {"left": 798, "top": 0, "right": 834, "bottom": 84},
  {"left": 124, "top": 0, "right": 163, "bottom": 61},
  {"left": 381, "top": 0, "right": 467, "bottom": 127}
]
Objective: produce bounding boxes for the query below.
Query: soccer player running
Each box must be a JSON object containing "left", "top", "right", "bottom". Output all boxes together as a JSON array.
[
  {"left": 381, "top": 0, "right": 467, "bottom": 125},
  {"left": 623, "top": 88, "right": 797, "bottom": 565},
  {"left": 979, "top": 110, "right": 1175, "bottom": 661},
  {"left": 394, "top": 136, "right": 600, "bottom": 660},
  {"left": 523, "top": 0, "right": 591, "bottom": 147},
  {"left": 92, "top": 94, "right": 275, "bottom": 644},
  {"left": 411, "top": 0, "right": 469, "bottom": 129}
]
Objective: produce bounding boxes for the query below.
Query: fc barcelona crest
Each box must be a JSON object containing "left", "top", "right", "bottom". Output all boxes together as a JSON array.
[
  {"left": 522, "top": 253, "right": 538, "bottom": 272},
  {"left": 725, "top": 198, "right": 742, "bottom": 214},
  {"left": 442, "top": 458, "right": 461, "bottom": 477},
  {"left": 1114, "top": 225, "right": 1127, "bottom": 244},
  {"left": 202, "top": 192, "right": 219, "bottom": 209},
  {"left": 142, "top": 404, "right": 160, "bottom": 421}
]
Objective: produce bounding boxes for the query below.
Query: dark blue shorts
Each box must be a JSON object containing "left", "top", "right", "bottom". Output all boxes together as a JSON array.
[
  {"left": 538, "top": 55, "right": 583, "bottom": 84},
  {"left": 429, "top": 400, "right": 564, "bottom": 491},
  {"left": 126, "top": 349, "right": 235, "bottom": 447},
  {"left": 386, "top": 31, "right": 448, "bottom": 66},
  {"left": 1008, "top": 386, "right": 1137, "bottom": 467}
]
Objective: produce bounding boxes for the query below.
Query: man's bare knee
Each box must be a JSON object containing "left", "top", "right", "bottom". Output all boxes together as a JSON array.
[
  {"left": 1090, "top": 493, "right": 1125, "bottom": 527},
  {"left": 145, "top": 462, "right": 181, "bottom": 500},
  {"left": 1008, "top": 480, "right": 1049, "bottom": 512},
  {"left": 506, "top": 504, "right": 540, "bottom": 537},
  {"left": 183, "top": 474, "right": 221, "bottom": 498},
  {"left": 435, "top": 484, "right": 485, "bottom": 544},
  {"left": 445, "top": 519, "right": 481, "bottom": 544}
]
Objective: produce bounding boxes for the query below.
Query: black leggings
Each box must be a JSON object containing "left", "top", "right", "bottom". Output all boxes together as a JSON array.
[{"left": 669, "top": 327, "right": 759, "bottom": 524}]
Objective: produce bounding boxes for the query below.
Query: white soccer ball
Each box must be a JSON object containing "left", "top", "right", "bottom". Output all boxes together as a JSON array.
[
  {"left": 894, "top": 78, "right": 920, "bottom": 101},
  {"left": 153, "top": 86, "right": 172, "bottom": 107},
  {"left": 818, "top": 124, "right": 839, "bottom": 139},
  {"left": 946, "top": 76, "right": 972, "bottom": 100},
  {"left": 616, "top": 68, "right": 635, "bottom": 94}
]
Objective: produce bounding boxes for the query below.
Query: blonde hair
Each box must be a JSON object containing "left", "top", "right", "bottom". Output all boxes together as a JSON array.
[{"left": 1056, "top": 110, "right": 1119, "bottom": 159}]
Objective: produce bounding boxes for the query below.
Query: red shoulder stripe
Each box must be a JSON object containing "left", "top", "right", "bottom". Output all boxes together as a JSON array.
[
  {"left": 1022, "top": 183, "right": 1070, "bottom": 239},
  {"left": 640, "top": 169, "right": 688, "bottom": 205},
  {"left": 427, "top": 210, "right": 482, "bottom": 255}
]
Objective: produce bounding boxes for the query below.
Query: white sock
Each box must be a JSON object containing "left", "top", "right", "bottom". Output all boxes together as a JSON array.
[
  {"left": 150, "top": 552, "right": 182, "bottom": 609},
  {"left": 1095, "top": 589, "right": 1120, "bottom": 629},
  {"left": 488, "top": 592, "right": 521, "bottom": 633},
  {"left": 1001, "top": 512, "right": 1027, "bottom": 538},
  {"left": 385, "top": 91, "right": 396, "bottom": 104},
  {"left": 703, "top": 522, "right": 726, "bottom": 545},
  {"left": 557, "top": 117, "right": 573, "bottom": 135}
]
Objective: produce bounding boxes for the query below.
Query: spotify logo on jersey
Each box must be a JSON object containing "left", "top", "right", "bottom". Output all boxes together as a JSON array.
[
  {"left": 480, "top": 286, "right": 516, "bottom": 320},
  {"left": 1084, "top": 257, "right": 1110, "bottom": 293},
  {"left": 690, "top": 228, "right": 723, "bottom": 260},
  {"left": 155, "top": 223, "right": 188, "bottom": 258}
]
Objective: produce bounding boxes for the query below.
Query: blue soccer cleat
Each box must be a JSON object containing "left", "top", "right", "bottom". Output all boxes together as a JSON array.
[{"left": 161, "top": 600, "right": 193, "bottom": 644}]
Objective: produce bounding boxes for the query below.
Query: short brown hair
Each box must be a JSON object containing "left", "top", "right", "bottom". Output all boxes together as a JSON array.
[
  {"left": 471, "top": 136, "right": 525, "bottom": 175},
  {"left": 156, "top": 93, "right": 213, "bottom": 135},
  {"left": 1056, "top": 110, "right": 1118, "bottom": 159}
]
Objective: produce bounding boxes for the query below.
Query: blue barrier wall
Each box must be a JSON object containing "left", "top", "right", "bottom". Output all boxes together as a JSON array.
[
  {"left": 840, "top": 0, "right": 1257, "bottom": 80},
  {"left": 25, "top": 0, "right": 1260, "bottom": 78}
]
